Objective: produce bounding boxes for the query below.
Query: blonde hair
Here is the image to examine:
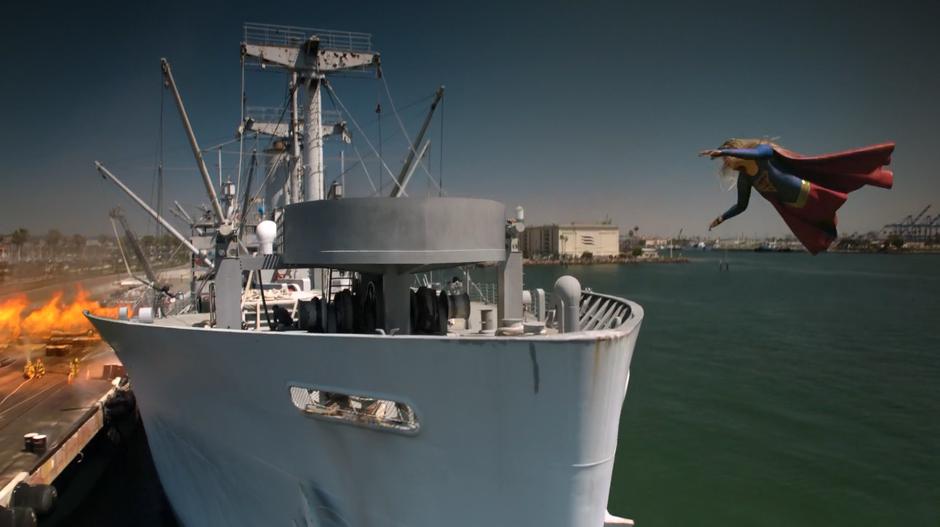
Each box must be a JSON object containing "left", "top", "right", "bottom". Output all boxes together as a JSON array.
[{"left": 719, "top": 138, "right": 777, "bottom": 150}]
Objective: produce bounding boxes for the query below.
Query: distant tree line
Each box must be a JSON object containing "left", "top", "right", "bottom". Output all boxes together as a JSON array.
[{"left": 3, "top": 227, "right": 187, "bottom": 266}]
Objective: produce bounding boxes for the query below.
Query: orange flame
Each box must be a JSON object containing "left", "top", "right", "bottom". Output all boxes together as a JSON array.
[
  {"left": 21, "top": 292, "right": 65, "bottom": 337},
  {"left": 0, "top": 295, "right": 28, "bottom": 341},
  {"left": 2, "top": 285, "right": 119, "bottom": 345}
]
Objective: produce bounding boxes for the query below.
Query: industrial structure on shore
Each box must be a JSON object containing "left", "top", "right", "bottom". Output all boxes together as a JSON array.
[
  {"left": 881, "top": 205, "right": 939, "bottom": 244},
  {"left": 521, "top": 224, "right": 620, "bottom": 259}
]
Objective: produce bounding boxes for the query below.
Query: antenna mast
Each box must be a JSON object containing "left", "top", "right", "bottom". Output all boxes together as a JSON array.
[{"left": 241, "top": 23, "right": 379, "bottom": 203}]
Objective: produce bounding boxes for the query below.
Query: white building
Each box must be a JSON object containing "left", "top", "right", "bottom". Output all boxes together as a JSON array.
[{"left": 522, "top": 224, "right": 620, "bottom": 259}]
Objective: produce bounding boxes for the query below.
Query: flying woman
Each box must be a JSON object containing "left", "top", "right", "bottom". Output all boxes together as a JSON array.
[{"left": 700, "top": 139, "right": 894, "bottom": 254}]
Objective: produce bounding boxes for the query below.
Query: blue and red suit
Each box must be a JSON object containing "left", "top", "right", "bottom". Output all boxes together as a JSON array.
[{"left": 716, "top": 143, "right": 894, "bottom": 254}]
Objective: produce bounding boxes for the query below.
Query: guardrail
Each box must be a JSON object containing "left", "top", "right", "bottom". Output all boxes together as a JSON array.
[
  {"left": 246, "top": 106, "right": 342, "bottom": 125},
  {"left": 578, "top": 291, "right": 632, "bottom": 331},
  {"left": 468, "top": 282, "right": 497, "bottom": 306},
  {"left": 244, "top": 23, "right": 373, "bottom": 53}
]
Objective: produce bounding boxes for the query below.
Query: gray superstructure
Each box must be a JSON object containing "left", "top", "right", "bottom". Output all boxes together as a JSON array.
[{"left": 87, "top": 23, "right": 643, "bottom": 526}]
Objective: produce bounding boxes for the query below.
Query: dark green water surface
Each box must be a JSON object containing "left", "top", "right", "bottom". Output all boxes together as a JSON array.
[{"left": 522, "top": 253, "right": 939, "bottom": 527}]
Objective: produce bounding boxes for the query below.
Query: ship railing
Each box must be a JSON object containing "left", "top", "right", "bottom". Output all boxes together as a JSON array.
[
  {"left": 245, "top": 106, "right": 342, "bottom": 126},
  {"left": 274, "top": 209, "right": 285, "bottom": 253},
  {"left": 577, "top": 290, "right": 632, "bottom": 331},
  {"left": 130, "top": 294, "right": 148, "bottom": 313},
  {"left": 444, "top": 279, "right": 631, "bottom": 331},
  {"left": 243, "top": 22, "right": 373, "bottom": 53},
  {"left": 468, "top": 281, "right": 497, "bottom": 306}
]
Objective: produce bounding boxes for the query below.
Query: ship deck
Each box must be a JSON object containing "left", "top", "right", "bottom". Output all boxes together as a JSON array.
[{"left": 152, "top": 291, "right": 632, "bottom": 339}]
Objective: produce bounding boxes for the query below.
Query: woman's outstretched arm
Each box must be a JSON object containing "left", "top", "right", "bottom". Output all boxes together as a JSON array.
[
  {"left": 710, "top": 174, "right": 751, "bottom": 229},
  {"left": 700, "top": 143, "right": 774, "bottom": 160}
]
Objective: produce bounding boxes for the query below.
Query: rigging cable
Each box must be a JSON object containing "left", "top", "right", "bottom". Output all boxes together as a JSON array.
[
  {"left": 244, "top": 80, "right": 298, "bottom": 205},
  {"left": 110, "top": 216, "right": 148, "bottom": 286},
  {"left": 235, "top": 54, "right": 246, "bottom": 206},
  {"left": 351, "top": 143, "right": 379, "bottom": 193},
  {"left": 150, "top": 73, "right": 167, "bottom": 238},
  {"left": 325, "top": 152, "right": 369, "bottom": 192},
  {"left": 249, "top": 150, "right": 285, "bottom": 204},
  {"left": 439, "top": 90, "right": 444, "bottom": 196},
  {"left": 240, "top": 129, "right": 261, "bottom": 217},
  {"left": 376, "top": 90, "right": 383, "bottom": 193},
  {"left": 379, "top": 72, "right": 444, "bottom": 194},
  {"left": 354, "top": 92, "right": 434, "bottom": 128},
  {"left": 201, "top": 137, "right": 242, "bottom": 152},
  {"left": 163, "top": 239, "right": 187, "bottom": 266},
  {"left": 320, "top": 85, "right": 377, "bottom": 194},
  {"left": 158, "top": 76, "right": 165, "bottom": 237},
  {"left": 255, "top": 266, "right": 275, "bottom": 331},
  {"left": 322, "top": 80, "right": 402, "bottom": 193},
  {"left": 237, "top": 151, "right": 258, "bottom": 239}
]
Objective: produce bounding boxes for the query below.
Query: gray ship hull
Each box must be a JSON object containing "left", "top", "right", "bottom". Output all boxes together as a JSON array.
[{"left": 89, "top": 304, "right": 641, "bottom": 526}]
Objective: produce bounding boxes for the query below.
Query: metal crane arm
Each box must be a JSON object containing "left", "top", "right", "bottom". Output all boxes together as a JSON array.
[
  {"left": 391, "top": 86, "right": 445, "bottom": 197},
  {"left": 394, "top": 140, "right": 431, "bottom": 198},
  {"left": 95, "top": 161, "right": 201, "bottom": 256},
  {"left": 160, "top": 58, "right": 227, "bottom": 223},
  {"left": 911, "top": 205, "right": 931, "bottom": 225},
  {"left": 173, "top": 200, "right": 194, "bottom": 224},
  {"left": 110, "top": 209, "right": 158, "bottom": 287}
]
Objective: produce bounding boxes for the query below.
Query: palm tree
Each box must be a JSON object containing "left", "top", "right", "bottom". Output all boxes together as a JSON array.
[
  {"left": 70, "top": 234, "right": 87, "bottom": 258},
  {"left": 11, "top": 228, "right": 29, "bottom": 262},
  {"left": 45, "top": 229, "right": 63, "bottom": 261}
]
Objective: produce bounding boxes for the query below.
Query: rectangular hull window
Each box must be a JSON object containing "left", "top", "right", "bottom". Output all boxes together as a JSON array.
[{"left": 289, "top": 385, "right": 419, "bottom": 434}]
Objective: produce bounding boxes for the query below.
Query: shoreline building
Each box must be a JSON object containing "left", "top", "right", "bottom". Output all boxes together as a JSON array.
[{"left": 522, "top": 224, "right": 620, "bottom": 259}]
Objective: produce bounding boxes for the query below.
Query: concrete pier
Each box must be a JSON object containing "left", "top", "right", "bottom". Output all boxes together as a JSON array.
[
  {"left": 0, "top": 341, "right": 124, "bottom": 507},
  {"left": 0, "top": 274, "right": 139, "bottom": 515}
]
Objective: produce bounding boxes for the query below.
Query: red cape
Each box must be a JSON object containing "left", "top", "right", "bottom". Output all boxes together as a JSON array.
[
  {"left": 772, "top": 143, "right": 894, "bottom": 192},
  {"left": 763, "top": 143, "right": 895, "bottom": 254}
]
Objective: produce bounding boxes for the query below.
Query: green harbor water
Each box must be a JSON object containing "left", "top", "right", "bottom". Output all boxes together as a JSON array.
[{"left": 522, "top": 253, "right": 939, "bottom": 527}]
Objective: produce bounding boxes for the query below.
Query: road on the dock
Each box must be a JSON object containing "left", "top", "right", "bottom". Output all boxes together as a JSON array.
[{"left": 0, "top": 341, "right": 121, "bottom": 487}]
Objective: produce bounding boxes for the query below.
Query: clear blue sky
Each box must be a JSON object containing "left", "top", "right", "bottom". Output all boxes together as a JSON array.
[{"left": 2, "top": 0, "right": 938, "bottom": 238}]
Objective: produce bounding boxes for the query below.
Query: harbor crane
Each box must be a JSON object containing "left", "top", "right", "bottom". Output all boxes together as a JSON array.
[
  {"left": 905, "top": 205, "right": 931, "bottom": 232},
  {"left": 883, "top": 204, "right": 939, "bottom": 243}
]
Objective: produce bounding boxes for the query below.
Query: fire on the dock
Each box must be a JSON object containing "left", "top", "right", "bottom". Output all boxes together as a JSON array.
[
  {"left": 0, "top": 295, "right": 28, "bottom": 342},
  {"left": 0, "top": 286, "right": 119, "bottom": 347}
]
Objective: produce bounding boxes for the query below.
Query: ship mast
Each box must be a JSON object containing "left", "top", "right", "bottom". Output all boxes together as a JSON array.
[{"left": 241, "top": 23, "right": 379, "bottom": 203}]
